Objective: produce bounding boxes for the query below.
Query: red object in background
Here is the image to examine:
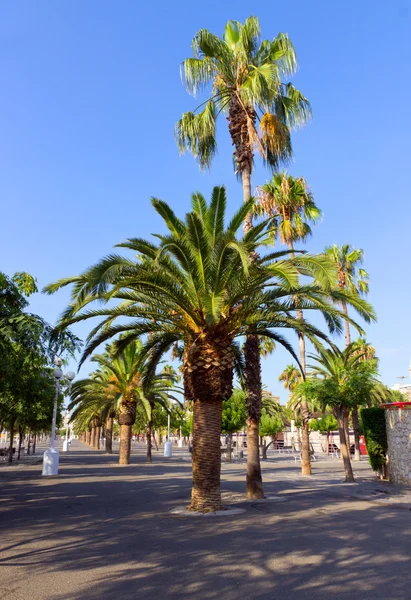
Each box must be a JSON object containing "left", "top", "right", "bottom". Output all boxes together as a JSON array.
[{"left": 359, "top": 435, "right": 367, "bottom": 455}]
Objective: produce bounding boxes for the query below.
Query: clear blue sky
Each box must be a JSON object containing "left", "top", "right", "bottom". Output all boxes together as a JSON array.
[{"left": 1, "top": 1, "right": 410, "bottom": 402}]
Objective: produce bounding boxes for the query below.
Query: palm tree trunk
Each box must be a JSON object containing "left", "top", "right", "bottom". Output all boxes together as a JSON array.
[
  {"left": 335, "top": 406, "right": 354, "bottom": 482},
  {"left": 342, "top": 300, "right": 351, "bottom": 346},
  {"left": 86, "top": 430, "right": 91, "bottom": 445},
  {"left": 146, "top": 419, "right": 153, "bottom": 463},
  {"left": 190, "top": 396, "right": 223, "bottom": 512},
  {"left": 288, "top": 242, "right": 311, "bottom": 476},
  {"left": 96, "top": 425, "right": 101, "bottom": 450},
  {"left": 344, "top": 416, "right": 350, "bottom": 458},
  {"left": 242, "top": 167, "right": 253, "bottom": 230},
  {"left": 352, "top": 408, "right": 361, "bottom": 461},
  {"left": 244, "top": 335, "right": 264, "bottom": 499},
  {"left": 8, "top": 417, "right": 15, "bottom": 463},
  {"left": 118, "top": 402, "right": 136, "bottom": 465},
  {"left": 226, "top": 432, "right": 232, "bottom": 463},
  {"left": 105, "top": 416, "right": 113, "bottom": 454},
  {"left": 17, "top": 426, "right": 23, "bottom": 460}
]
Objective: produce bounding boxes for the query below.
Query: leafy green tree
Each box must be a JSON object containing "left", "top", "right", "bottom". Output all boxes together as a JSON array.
[
  {"left": 44, "top": 187, "right": 368, "bottom": 510},
  {"left": 222, "top": 389, "right": 247, "bottom": 462},
  {"left": 259, "top": 408, "right": 284, "bottom": 459},
  {"left": 0, "top": 271, "right": 80, "bottom": 461},
  {"left": 292, "top": 345, "right": 380, "bottom": 482}
]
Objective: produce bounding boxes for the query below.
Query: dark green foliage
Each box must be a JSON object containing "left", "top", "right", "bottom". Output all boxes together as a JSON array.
[{"left": 362, "top": 407, "right": 387, "bottom": 475}]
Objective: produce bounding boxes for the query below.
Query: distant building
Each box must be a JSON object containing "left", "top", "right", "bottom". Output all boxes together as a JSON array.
[{"left": 392, "top": 361, "right": 411, "bottom": 400}]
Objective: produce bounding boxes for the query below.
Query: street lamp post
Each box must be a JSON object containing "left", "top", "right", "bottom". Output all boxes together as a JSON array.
[
  {"left": 42, "top": 357, "right": 75, "bottom": 476},
  {"left": 62, "top": 410, "right": 70, "bottom": 452},
  {"left": 164, "top": 411, "right": 172, "bottom": 457}
]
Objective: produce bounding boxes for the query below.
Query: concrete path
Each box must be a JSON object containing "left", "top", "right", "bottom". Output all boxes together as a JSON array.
[{"left": 0, "top": 441, "right": 410, "bottom": 600}]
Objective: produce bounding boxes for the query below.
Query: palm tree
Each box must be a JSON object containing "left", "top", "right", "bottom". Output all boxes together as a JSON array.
[
  {"left": 325, "top": 245, "right": 370, "bottom": 460},
  {"left": 177, "top": 17, "right": 311, "bottom": 493},
  {"left": 279, "top": 364, "right": 301, "bottom": 392},
  {"left": 90, "top": 342, "right": 143, "bottom": 465},
  {"left": 257, "top": 172, "right": 321, "bottom": 475},
  {"left": 176, "top": 17, "right": 310, "bottom": 217},
  {"left": 44, "top": 187, "right": 370, "bottom": 510},
  {"left": 324, "top": 245, "right": 369, "bottom": 346}
]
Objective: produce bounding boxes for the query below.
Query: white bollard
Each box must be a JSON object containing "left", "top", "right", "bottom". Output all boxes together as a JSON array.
[
  {"left": 62, "top": 440, "right": 69, "bottom": 452},
  {"left": 42, "top": 447, "right": 59, "bottom": 476},
  {"left": 164, "top": 440, "right": 173, "bottom": 457}
]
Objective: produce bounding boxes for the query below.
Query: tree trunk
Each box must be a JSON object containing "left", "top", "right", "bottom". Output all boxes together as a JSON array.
[
  {"left": 226, "top": 432, "right": 232, "bottom": 463},
  {"left": 184, "top": 334, "right": 234, "bottom": 512},
  {"left": 352, "top": 407, "right": 361, "bottom": 461},
  {"left": 344, "top": 416, "right": 350, "bottom": 458},
  {"left": 146, "top": 419, "right": 153, "bottom": 463},
  {"left": 32, "top": 434, "right": 36, "bottom": 454},
  {"left": 95, "top": 425, "right": 101, "bottom": 450},
  {"left": 297, "top": 309, "right": 312, "bottom": 476},
  {"left": 118, "top": 401, "right": 136, "bottom": 465},
  {"left": 326, "top": 431, "right": 330, "bottom": 456},
  {"left": 90, "top": 427, "right": 95, "bottom": 448},
  {"left": 17, "top": 426, "right": 23, "bottom": 460},
  {"left": 105, "top": 416, "right": 113, "bottom": 454},
  {"left": 244, "top": 335, "right": 264, "bottom": 499},
  {"left": 300, "top": 400, "right": 311, "bottom": 475},
  {"left": 242, "top": 167, "right": 253, "bottom": 230},
  {"left": 262, "top": 439, "right": 267, "bottom": 460},
  {"left": 152, "top": 431, "right": 158, "bottom": 451},
  {"left": 342, "top": 300, "right": 351, "bottom": 346},
  {"left": 335, "top": 406, "right": 354, "bottom": 482},
  {"left": 8, "top": 418, "right": 15, "bottom": 463},
  {"left": 190, "top": 397, "right": 223, "bottom": 512},
  {"left": 26, "top": 431, "right": 31, "bottom": 456}
]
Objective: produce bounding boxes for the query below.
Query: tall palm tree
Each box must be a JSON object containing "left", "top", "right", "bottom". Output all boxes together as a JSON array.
[
  {"left": 278, "top": 364, "right": 301, "bottom": 392},
  {"left": 324, "top": 245, "right": 369, "bottom": 346},
  {"left": 176, "top": 17, "right": 310, "bottom": 217},
  {"left": 257, "top": 172, "right": 321, "bottom": 475},
  {"left": 44, "top": 187, "right": 369, "bottom": 510},
  {"left": 325, "top": 245, "right": 370, "bottom": 460},
  {"left": 176, "top": 17, "right": 311, "bottom": 493}
]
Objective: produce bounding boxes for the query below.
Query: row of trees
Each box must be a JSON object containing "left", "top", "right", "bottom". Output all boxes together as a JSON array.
[
  {"left": 0, "top": 271, "right": 79, "bottom": 462},
  {"left": 43, "top": 17, "right": 383, "bottom": 510}
]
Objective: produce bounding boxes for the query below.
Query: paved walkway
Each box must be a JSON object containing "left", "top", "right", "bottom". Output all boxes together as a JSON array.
[{"left": 0, "top": 441, "right": 410, "bottom": 600}]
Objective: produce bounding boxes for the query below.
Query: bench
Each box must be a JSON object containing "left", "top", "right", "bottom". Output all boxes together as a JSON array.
[{"left": 278, "top": 445, "right": 294, "bottom": 454}]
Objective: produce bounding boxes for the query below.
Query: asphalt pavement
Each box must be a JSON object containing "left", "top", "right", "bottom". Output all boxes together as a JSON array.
[{"left": 0, "top": 440, "right": 410, "bottom": 600}]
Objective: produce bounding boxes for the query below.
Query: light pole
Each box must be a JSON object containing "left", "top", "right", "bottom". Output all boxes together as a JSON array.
[
  {"left": 42, "top": 357, "right": 75, "bottom": 476},
  {"left": 62, "top": 410, "right": 70, "bottom": 452},
  {"left": 164, "top": 411, "right": 172, "bottom": 457}
]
